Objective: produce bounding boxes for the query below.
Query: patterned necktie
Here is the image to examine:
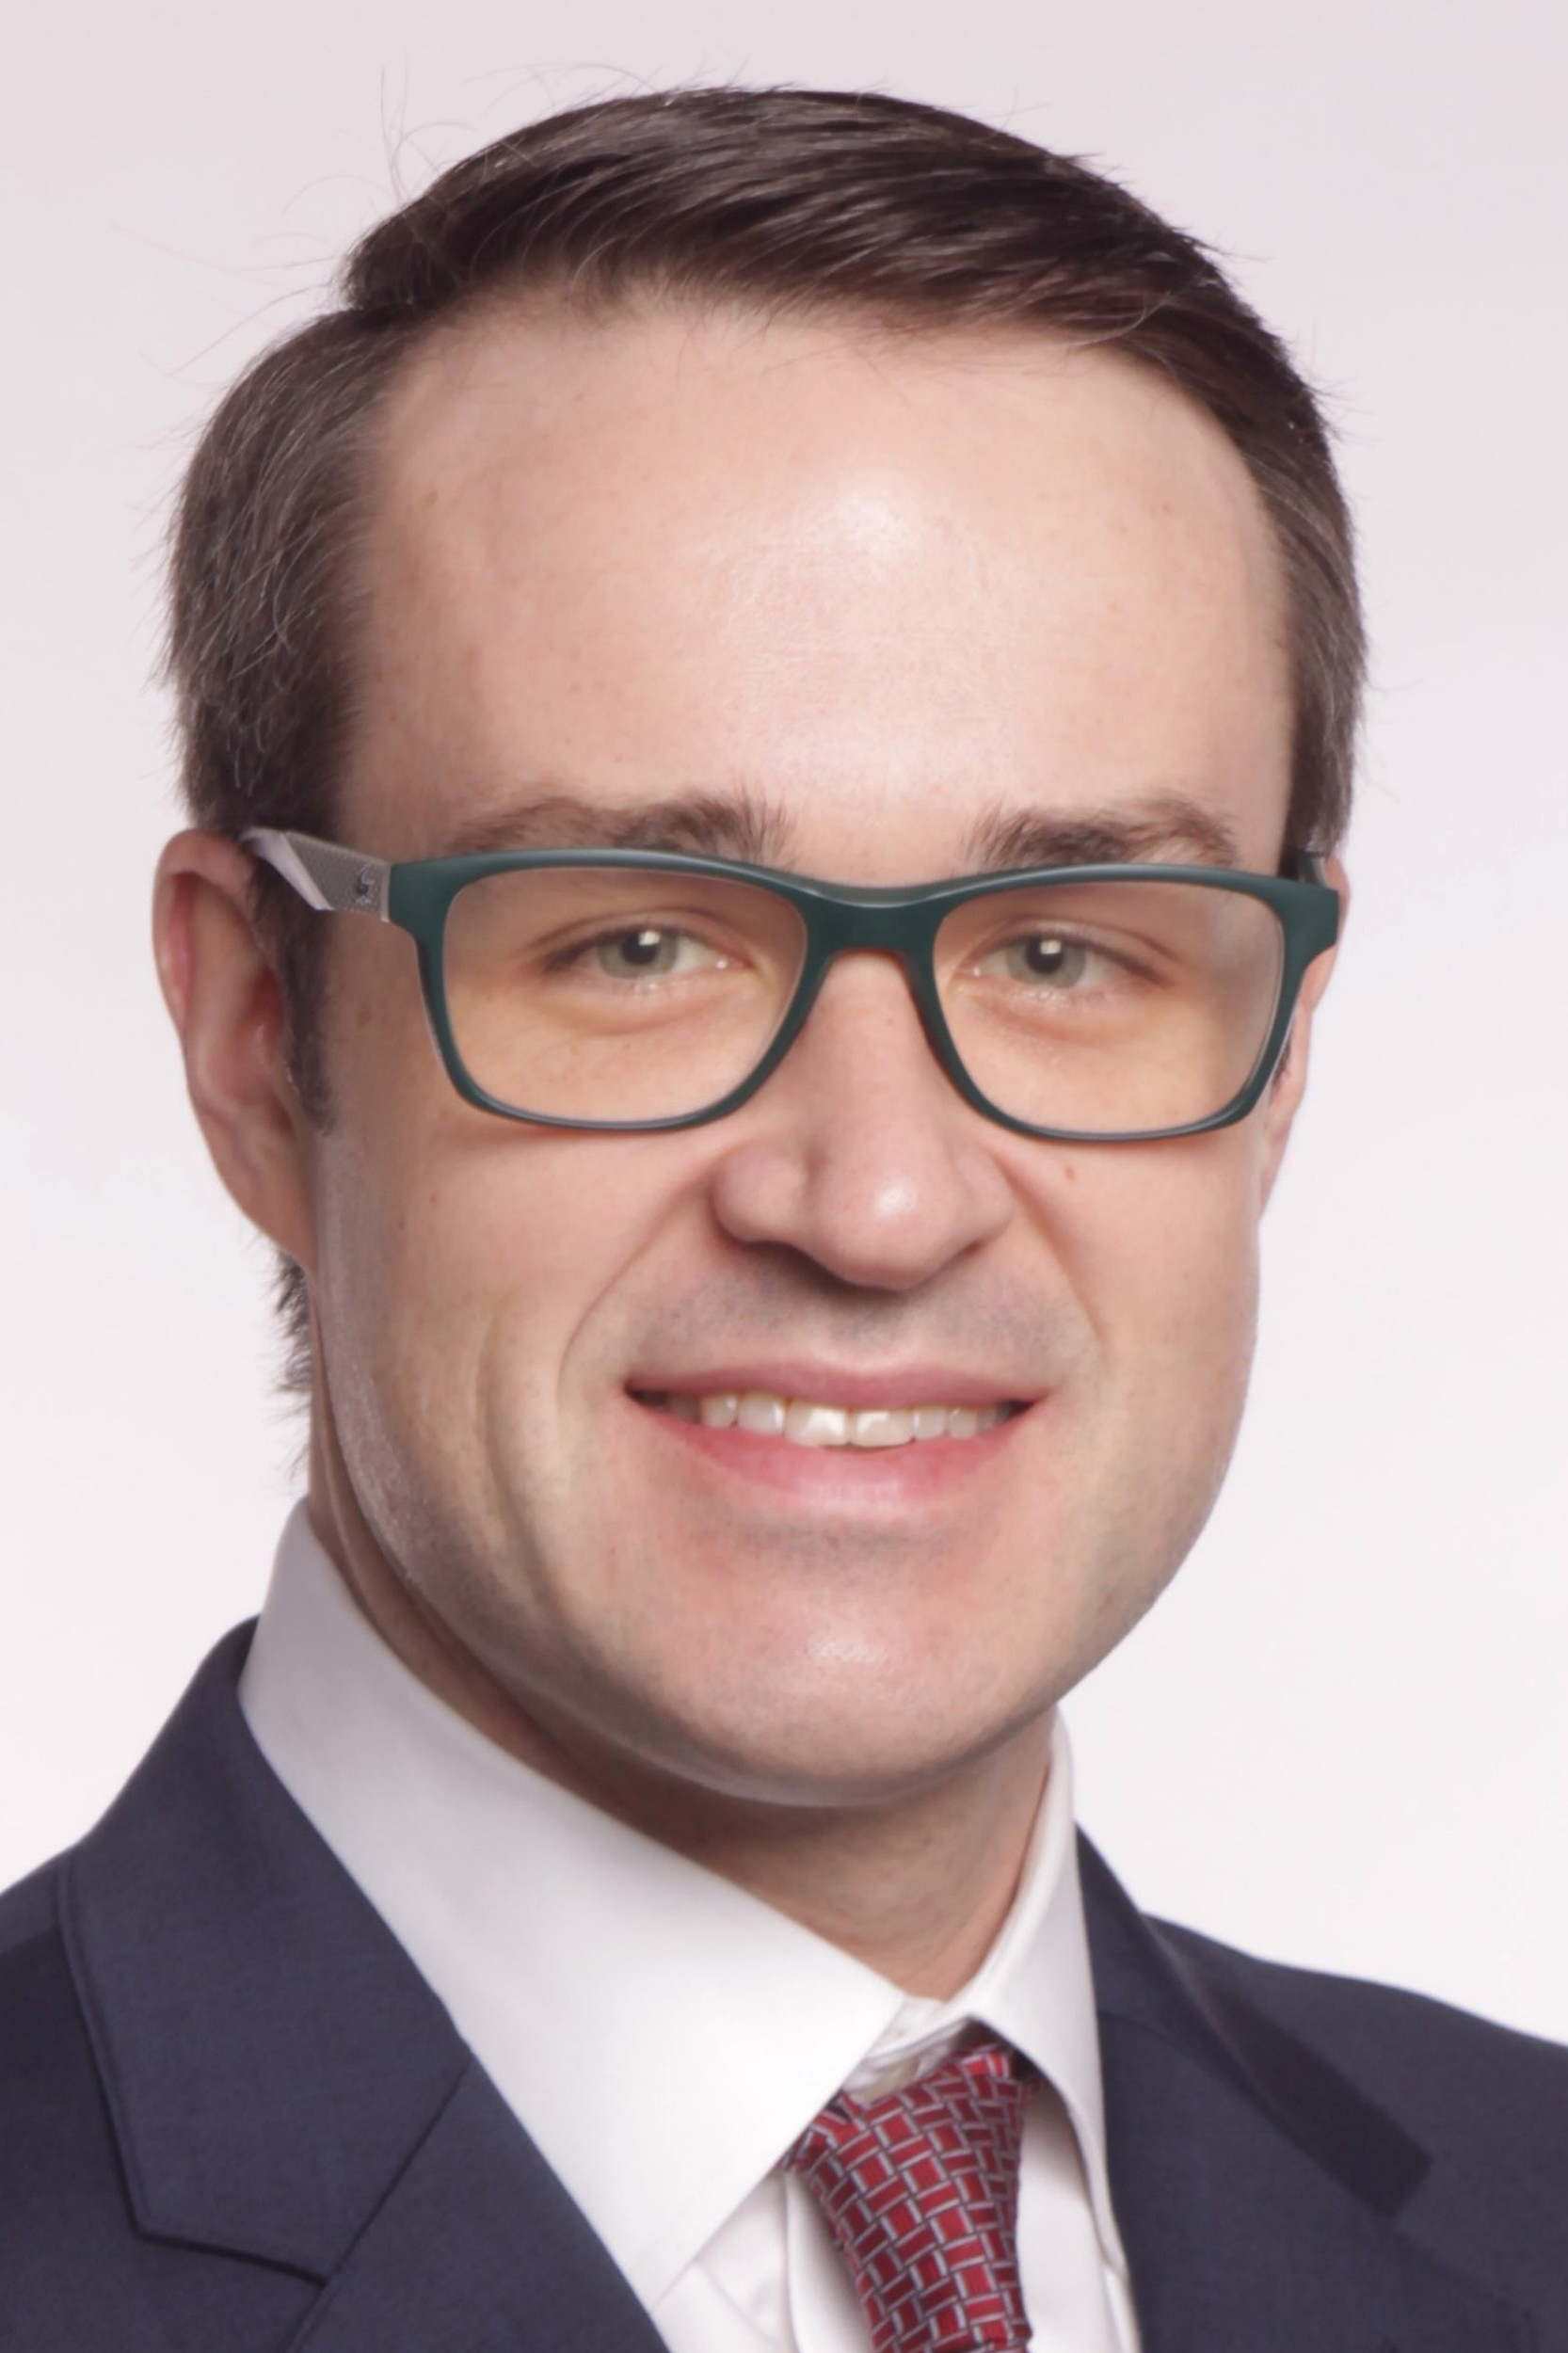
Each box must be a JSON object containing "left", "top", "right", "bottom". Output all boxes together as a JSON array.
[{"left": 786, "top": 2040, "right": 1034, "bottom": 2353}]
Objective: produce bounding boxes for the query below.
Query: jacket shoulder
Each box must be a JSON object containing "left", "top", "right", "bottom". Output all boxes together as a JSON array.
[
  {"left": 0, "top": 1851, "right": 314, "bottom": 2350},
  {"left": 1159, "top": 1913, "right": 1568, "bottom": 2133},
  {"left": 0, "top": 1852, "right": 104, "bottom": 2173},
  {"left": 1156, "top": 1913, "right": 1568, "bottom": 2314}
]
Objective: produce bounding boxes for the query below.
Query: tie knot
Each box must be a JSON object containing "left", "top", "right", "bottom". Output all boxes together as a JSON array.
[{"left": 787, "top": 2040, "right": 1034, "bottom": 2353}]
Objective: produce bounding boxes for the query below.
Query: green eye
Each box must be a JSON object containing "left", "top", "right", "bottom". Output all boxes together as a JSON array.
[
  {"left": 536, "top": 910, "right": 747, "bottom": 990},
  {"left": 594, "top": 925, "right": 686, "bottom": 978},
  {"left": 999, "top": 934, "right": 1092, "bottom": 987}
]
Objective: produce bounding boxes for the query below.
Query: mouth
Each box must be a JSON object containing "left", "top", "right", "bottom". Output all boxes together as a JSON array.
[{"left": 631, "top": 1386, "right": 1027, "bottom": 1449}]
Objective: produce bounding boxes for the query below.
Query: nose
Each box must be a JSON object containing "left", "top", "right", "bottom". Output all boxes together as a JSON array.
[{"left": 707, "top": 953, "right": 1016, "bottom": 1289}]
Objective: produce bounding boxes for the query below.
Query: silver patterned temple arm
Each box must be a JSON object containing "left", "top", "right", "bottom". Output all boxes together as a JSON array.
[{"left": 242, "top": 828, "right": 392, "bottom": 920}]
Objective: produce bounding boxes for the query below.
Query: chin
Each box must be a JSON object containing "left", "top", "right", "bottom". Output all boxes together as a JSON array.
[{"left": 597, "top": 1642, "right": 1058, "bottom": 1811}]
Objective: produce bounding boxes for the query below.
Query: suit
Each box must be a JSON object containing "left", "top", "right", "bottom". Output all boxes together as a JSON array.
[{"left": 3, "top": 1625, "right": 1566, "bottom": 2351}]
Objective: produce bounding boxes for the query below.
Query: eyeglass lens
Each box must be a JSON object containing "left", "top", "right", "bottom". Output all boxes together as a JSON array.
[{"left": 440, "top": 866, "right": 1286, "bottom": 1134}]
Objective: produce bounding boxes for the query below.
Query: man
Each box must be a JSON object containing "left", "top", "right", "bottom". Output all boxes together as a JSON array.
[{"left": 3, "top": 83, "right": 1564, "bottom": 2352}]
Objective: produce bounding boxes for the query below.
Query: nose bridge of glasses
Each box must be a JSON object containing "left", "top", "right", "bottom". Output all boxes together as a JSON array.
[
  {"left": 788, "top": 892, "right": 954, "bottom": 1086},
  {"left": 800, "top": 885, "right": 939, "bottom": 966},
  {"left": 796, "top": 899, "right": 946, "bottom": 1064}
]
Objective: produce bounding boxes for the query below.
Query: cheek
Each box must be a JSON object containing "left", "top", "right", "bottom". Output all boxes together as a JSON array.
[
  {"left": 1058, "top": 1131, "right": 1263, "bottom": 1440},
  {"left": 318, "top": 1122, "right": 616, "bottom": 1395},
  {"left": 313, "top": 955, "right": 707, "bottom": 1451}
]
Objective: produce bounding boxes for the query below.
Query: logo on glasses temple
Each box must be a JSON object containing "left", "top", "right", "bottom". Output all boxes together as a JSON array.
[{"left": 353, "top": 865, "right": 377, "bottom": 908}]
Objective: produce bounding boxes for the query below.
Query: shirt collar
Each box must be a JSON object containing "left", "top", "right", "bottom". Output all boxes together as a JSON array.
[
  {"left": 840, "top": 1706, "right": 1122, "bottom": 2264},
  {"left": 239, "top": 1501, "right": 1123, "bottom": 2305}
]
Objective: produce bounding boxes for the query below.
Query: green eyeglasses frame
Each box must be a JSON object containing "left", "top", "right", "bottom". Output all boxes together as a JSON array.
[{"left": 244, "top": 827, "right": 1340, "bottom": 1144}]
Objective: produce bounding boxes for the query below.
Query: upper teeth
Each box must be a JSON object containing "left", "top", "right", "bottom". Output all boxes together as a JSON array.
[{"left": 655, "top": 1391, "right": 1011, "bottom": 1447}]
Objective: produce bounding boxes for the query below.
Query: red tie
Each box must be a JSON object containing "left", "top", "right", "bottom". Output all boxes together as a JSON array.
[{"left": 786, "top": 2041, "right": 1034, "bottom": 2353}]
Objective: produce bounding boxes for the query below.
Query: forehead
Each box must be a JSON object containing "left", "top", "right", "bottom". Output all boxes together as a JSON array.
[{"left": 344, "top": 299, "right": 1293, "bottom": 873}]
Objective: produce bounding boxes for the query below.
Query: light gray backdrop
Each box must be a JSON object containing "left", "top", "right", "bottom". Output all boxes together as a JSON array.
[{"left": 4, "top": 0, "right": 1564, "bottom": 2034}]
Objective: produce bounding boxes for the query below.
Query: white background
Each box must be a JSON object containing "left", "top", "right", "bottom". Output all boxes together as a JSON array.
[{"left": 3, "top": 1, "right": 1565, "bottom": 2035}]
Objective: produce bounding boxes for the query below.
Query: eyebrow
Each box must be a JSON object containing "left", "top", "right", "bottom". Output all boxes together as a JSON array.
[
  {"left": 439, "top": 791, "right": 791, "bottom": 863},
  {"left": 434, "top": 785, "right": 1244, "bottom": 872},
  {"left": 964, "top": 793, "right": 1244, "bottom": 872}
]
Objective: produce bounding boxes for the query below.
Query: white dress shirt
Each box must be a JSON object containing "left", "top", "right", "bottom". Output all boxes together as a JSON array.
[{"left": 239, "top": 1504, "right": 1140, "bottom": 2352}]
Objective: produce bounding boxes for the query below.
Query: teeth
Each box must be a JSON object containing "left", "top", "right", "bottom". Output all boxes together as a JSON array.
[
  {"left": 737, "top": 1390, "right": 786, "bottom": 1437},
  {"left": 849, "top": 1408, "right": 913, "bottom": 1449},
  {"left": 784, "top": 1399, "right": 849, "bottom": 1447},
  {"left": 659, "top": 1389, "right": 1015, "bottom": 1447}
]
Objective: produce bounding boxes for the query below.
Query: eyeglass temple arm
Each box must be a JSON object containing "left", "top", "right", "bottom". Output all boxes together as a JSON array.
[{"left": 242, "top": 828, "right": 392, "bottom": 920}]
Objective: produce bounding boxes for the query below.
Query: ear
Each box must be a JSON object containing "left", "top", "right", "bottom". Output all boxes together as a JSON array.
[
  {"left": 152, "top": 830, "right": 318, "bottom": 1272},
  {"left": 1257, "top": 855, "right": 1349, "bottom": 1207}
]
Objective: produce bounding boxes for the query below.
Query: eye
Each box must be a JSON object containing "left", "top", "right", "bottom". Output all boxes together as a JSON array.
[
  {"left": 584, "top": 924, "right": 729, "bottom": 981},
  {"left": 994, "top": 933, "right": 1096, "bottom": 988}
]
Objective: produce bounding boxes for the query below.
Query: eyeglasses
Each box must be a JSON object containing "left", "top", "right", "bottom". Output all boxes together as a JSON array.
[{"left": 243, "top": 828, "right": 1339, "bottom": 1144}]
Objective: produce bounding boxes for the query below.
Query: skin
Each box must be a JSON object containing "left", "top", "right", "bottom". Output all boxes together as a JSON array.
[{"left": 155, "top": 301, "right": 1342, "bottom": 1995}]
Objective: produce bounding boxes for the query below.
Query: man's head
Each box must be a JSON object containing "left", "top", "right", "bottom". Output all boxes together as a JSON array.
[{"left": 155, "top": 88, "right": 1356, "bottom": 1819}]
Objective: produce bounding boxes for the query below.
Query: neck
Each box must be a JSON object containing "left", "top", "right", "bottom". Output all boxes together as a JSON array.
[
  {"left": 619, "top": 1730, "right": 1055, "bottom": 1996},
  {"left": 307, "top": 1417, "right": 1054, "bottom": 2000}
]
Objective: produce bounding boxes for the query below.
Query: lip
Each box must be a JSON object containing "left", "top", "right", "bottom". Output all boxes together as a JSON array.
[
  {"left": 623, "top": 1384, "right": 1038, "bottom": 1509},
  {"left": 625, "top": 1363, "right": 1036, "bottom": 1412}
]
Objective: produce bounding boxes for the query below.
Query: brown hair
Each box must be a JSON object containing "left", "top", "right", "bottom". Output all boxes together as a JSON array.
[{"left": 166, "top": 86, "right": 1364, "bottom": 1374}]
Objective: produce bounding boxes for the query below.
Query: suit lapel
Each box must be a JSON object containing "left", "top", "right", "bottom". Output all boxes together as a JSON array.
[
  {"left": 62, "top": 1628, "right": 666, "bottom": 2352},
  {"left": 63, "top": 1628, "right": 465, "bottom": 2279},
  {"left": 283, "top": 2064, "right": 665, "bottom": 2353},
  {"left": 1079, "top": 1836, "right": 1531, "bottom": 2353}
]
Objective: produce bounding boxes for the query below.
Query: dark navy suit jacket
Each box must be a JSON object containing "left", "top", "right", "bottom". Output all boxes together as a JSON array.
[{"left": 4, "top": 1625, "right": 1568, "bottom": 2350}]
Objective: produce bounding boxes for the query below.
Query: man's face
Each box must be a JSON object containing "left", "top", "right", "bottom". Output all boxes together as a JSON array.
[{"left": 304, "top": 300, "right": 1317, "bottom": 1807}]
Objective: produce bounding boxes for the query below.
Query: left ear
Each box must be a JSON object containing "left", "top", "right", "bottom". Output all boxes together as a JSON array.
[{"left": 1257, "top": 855, "right": 1349, "bottom": 1206}]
